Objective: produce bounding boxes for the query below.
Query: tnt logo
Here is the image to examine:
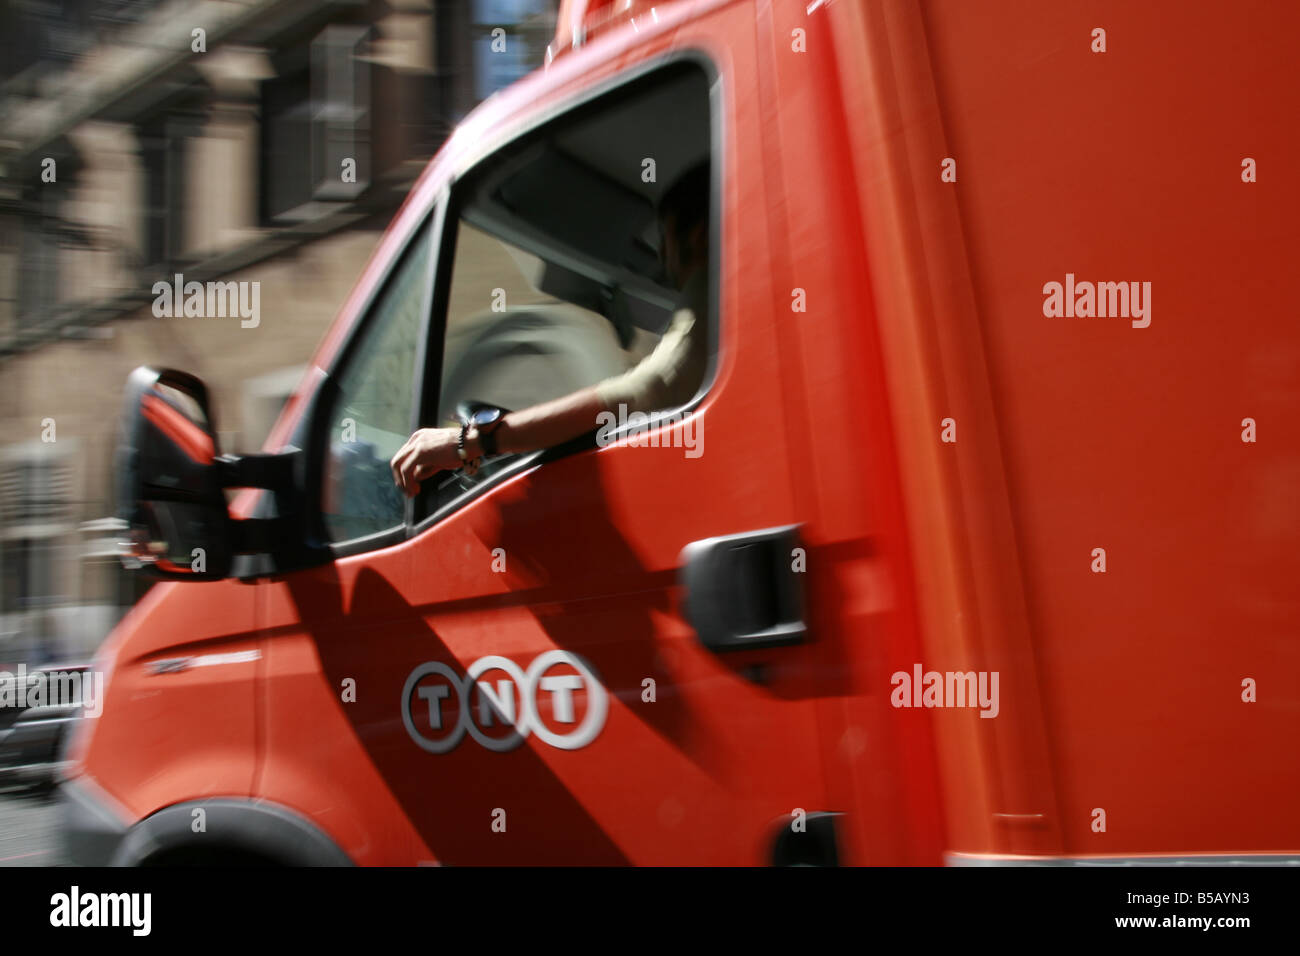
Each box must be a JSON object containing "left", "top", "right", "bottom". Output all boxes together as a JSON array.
[{"left": 401, "top": 651, "right": 608, "bottom": 754}]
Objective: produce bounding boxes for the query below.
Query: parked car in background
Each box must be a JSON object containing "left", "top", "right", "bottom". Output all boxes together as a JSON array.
[{"left": 0, "top": 663, "right": 91, "bottom": 792}]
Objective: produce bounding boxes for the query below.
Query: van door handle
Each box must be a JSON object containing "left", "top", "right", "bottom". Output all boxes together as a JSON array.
[{"left": 679, "top": 525, "right": 807, "bottom": 651}]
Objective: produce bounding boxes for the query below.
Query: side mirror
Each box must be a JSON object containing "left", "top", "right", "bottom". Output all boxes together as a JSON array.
[{"left": 115, "top": 367, "right": 233, "bottom": 579}]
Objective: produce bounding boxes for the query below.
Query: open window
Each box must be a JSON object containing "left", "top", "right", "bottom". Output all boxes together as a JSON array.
[{"left": 415, "top": 58, "right": 715, "bottom": 524}]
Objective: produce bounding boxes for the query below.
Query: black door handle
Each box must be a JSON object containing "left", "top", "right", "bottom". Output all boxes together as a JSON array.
[{"left": 679, "top": 524, "right": 807, "bottom": 651}]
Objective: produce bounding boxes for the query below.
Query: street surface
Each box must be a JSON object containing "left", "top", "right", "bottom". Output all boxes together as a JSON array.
[{"left": 0, "top": 788, "right": 65, "bottom": 866}]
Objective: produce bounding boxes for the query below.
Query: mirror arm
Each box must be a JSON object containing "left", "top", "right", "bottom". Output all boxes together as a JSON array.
[
  {"left": 231, "top": 516, "right": 297, "bottom": 555},
  {"left": 216, "top": 451, "right": 299, "bottom": 492}
]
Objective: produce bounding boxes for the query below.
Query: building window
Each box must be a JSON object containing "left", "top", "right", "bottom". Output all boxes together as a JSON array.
[
  {"left": 139, "top": 109, "right": 202, "bottom": 267},
  {"left": 312, "top": 24, "right": 370, "bottom": 201},
  {"left": 17, "top": 188, "right": 62, "bottom": 324},
  {"left": 261, "top": 61, "right": 312, "bottom": 222},
  {"left": 0, "top": 451, "right": 74, "bottom": 612},
  {"left": 262, "top": 25, "right": 371, "bottom": 223},
  {"left": 471, "top": 0, "right": 557, "bottom": 101}
]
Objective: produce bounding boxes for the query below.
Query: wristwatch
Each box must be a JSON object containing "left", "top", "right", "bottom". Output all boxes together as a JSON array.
[{"left": 456, "top": 402, "right": 508, "bottom": 474}]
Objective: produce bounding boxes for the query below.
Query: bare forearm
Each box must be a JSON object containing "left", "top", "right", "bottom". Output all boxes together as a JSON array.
[
  {"left": 393, "top": 386, "right": 611, "bottom": 496},
  {"left": 394, "top": 335, "right": 688, "bottom": 495},
  {"left": 488, "top": 386, "right": 607, "bottom": 457}
]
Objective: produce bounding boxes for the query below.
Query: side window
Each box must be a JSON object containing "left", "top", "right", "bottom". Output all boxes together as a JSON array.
[
  {"left": 437, "top": 222, "right": 628, "bottom": 420},
  {"left": 418, "top": 60, "right": 713, "bottom": 518},
  {"left": 322, "top": 224, "right": 433, "bottom": 543}
]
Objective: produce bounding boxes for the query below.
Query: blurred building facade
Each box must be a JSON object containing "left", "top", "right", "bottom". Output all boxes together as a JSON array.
[{"left": 0, "top": 0, "right": 558, "bottom": 664}]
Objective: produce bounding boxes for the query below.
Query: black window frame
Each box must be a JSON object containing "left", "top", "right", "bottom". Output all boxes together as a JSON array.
[
  {"left": 305, "top": 197, "right": 447, "bottom": 560},
  {"left": 280, "top": 49, "right": 722, "bottom": 570}
]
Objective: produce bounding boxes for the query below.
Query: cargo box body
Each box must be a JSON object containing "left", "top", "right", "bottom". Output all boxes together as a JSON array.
[{"left": 833, "top": 0, "right": 1300, "bottom": 861}]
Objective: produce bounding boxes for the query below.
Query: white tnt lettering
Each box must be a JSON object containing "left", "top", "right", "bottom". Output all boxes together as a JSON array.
[
  {"left": 401, "top": 652, "right": 607, "bottom": 753},
  {"left": 540, "top": 673, "right": 584, "bottom": 723},
  {"left": 418, "top": 684, "right": 450, "bottom": 730},
  {"left": 476, "top": 679, "right": 516, "bottom": 727}
]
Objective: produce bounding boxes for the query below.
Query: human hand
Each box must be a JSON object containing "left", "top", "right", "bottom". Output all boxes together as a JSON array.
[{"left": 390, "top": 427, "right": 463, "bottom": 498}]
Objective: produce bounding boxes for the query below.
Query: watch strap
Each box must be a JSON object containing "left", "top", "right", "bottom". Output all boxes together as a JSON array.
[
  {"left": 478, "top": 420, "right": 502, "bottom": 456},
  {"left": 457, "top": 420, "right": 480, "bottom": 475}
]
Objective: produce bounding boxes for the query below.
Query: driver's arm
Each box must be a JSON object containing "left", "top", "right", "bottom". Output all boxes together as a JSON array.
[{"left": 390, "top": 304, "right": 703, "bottom": 498}]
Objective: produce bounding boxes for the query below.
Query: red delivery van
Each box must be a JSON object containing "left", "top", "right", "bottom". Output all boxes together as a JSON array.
[{"left": 60, "top": 0, "right": 1300, "bottom": 865}]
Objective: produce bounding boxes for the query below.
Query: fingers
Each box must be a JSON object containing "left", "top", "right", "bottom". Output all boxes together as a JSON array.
[
  {"left": 390, "top": 446, "right": 405, "bottom": 496},
  {"left": 391, "top": 438, "right": 418, "bottom": 498},
  {"left": 401, "top": 451, "right": 424, "bottom": 498},
  {"left": 391, "top": 427, "right": 464, "bottom": 499},
  {"left": 391, "top": 430, "right": 443, "bottom": 499}
]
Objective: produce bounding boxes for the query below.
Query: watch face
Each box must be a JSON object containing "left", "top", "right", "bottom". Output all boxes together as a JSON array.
[{"left": 471, "top": 407, "right": 503, "bottom": 428}]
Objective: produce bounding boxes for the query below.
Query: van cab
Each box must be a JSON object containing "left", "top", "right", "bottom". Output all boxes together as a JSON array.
[{"left": 61, "top": 0, "right": 1300, "bottom": 865}]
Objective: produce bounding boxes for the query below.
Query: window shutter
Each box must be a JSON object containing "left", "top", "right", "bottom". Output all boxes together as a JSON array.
[{"left": 312, "top": 25, "right": 370, "bottom": 200}]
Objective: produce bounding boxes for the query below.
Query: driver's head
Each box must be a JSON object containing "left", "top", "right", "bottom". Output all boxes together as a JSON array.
[{"left": 658, "top": 161, "right": 710, "bottom": 290}]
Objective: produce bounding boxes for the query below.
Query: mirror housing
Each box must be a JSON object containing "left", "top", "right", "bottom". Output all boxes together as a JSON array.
[{"left": 115, "top": 366, "right": 234, "bottom": 579}]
